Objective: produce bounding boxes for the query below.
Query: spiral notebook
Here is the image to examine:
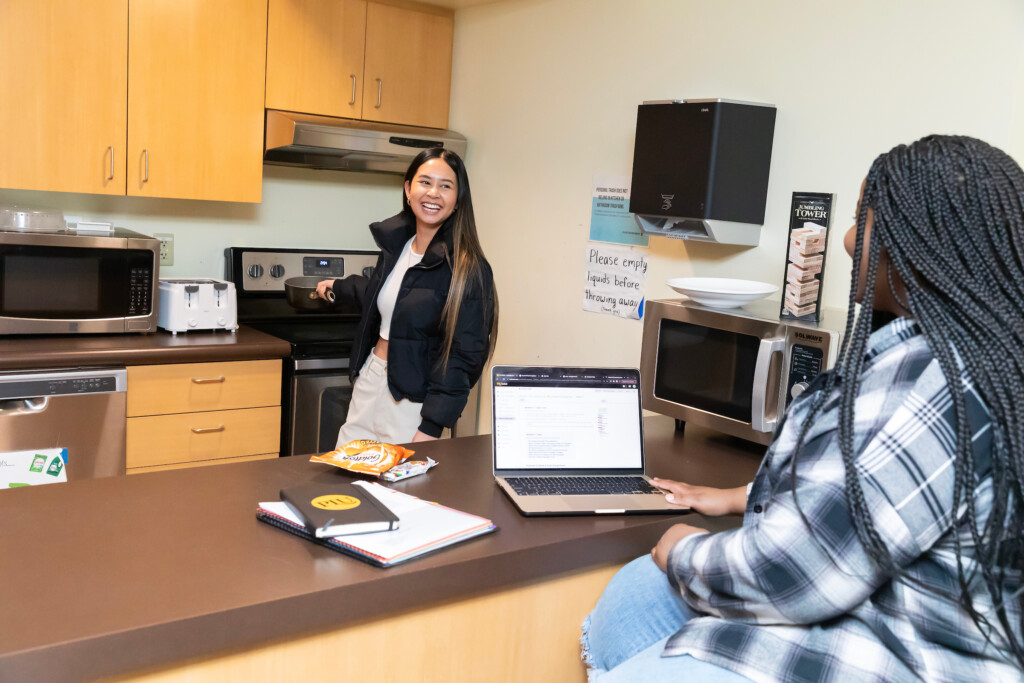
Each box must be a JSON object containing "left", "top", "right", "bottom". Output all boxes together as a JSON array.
[{"left": 257, "top": 481, "right": 496, "bottom": 567}]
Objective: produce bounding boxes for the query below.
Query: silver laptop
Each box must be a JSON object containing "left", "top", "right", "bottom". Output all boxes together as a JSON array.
[{"left": 491, "top": 366, "right": 689, "bottom": 516}]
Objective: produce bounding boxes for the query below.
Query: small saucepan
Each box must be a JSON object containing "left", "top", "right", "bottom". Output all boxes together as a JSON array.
[{"left": 284, "top": 276, "right": 335, "bottom": 311}]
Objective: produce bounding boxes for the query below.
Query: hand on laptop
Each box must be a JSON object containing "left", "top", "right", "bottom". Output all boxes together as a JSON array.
[{"left": 650, "top": 478, "right": 748, "bottom": 517}]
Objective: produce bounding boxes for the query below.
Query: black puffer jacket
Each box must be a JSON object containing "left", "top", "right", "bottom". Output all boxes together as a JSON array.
[{"left": 332, "top": 213, "right": 495, "bottom": 438}]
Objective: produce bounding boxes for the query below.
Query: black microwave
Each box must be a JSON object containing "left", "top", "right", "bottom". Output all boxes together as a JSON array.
[
  {"left": 640, "top": 298, "right": 842, "bottom": 444},
  {"left": 0, "top": 227, "right": 160, "bottom": 334}
]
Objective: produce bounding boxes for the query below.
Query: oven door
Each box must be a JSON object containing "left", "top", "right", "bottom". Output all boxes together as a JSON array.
[{"left": 289, "top": 358, "right": 353, "bottom": 457}]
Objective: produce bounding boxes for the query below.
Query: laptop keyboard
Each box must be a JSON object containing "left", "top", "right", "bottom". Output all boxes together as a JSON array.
[{"left": 504, "top": 476, "right": 660, "bottom": 496}]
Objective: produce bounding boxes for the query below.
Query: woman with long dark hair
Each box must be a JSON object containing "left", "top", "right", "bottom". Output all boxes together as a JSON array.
[
  {"left": 581, "top": 135, "right": 1024, "bottom": 681},
  {"left": 317, "top": 148, "right": 497, "bottom": 444}
]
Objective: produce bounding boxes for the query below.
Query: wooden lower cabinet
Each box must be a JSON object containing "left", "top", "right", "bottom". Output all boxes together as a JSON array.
[
  {"left": 127, "top": 453, "right": 278, "bottom": 475},
  {"left": 119, "top": 563, "right": 619, "bottom": 681},
  {"left": 127, "top": 360, "right": 282, "bottom": 472}
]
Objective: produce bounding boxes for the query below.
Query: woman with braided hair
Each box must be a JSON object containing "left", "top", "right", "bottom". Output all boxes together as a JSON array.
[{"left": 580, "top": 135, "right": 1024, "bottom": 682}]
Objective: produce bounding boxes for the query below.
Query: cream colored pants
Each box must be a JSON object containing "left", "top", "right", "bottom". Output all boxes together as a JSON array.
[{"left": 336, "top": 353, "right": 423, "bottom": 446}]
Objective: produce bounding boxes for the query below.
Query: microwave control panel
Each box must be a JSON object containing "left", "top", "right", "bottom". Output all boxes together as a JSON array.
[
  {"left": 786, "top": 344, "right": 824, "bottom": 405},
  {"left": 128, "top": 266, "right": 153, "bottom": 316}
]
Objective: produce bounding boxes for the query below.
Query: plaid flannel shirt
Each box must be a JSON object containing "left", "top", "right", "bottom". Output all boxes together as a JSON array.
[{"left": 664, "top": 317, "right": 1023, "bottom": 682}]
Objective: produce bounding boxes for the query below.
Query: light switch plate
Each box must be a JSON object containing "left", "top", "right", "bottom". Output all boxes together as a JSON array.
[{"left": 154, "top": 233, "right": 174, "bottom": 266}]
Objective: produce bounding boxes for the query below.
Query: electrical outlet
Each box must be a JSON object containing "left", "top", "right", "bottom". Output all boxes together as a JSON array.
[{"left": 154, "top": 233, "right": 174, "bottom": 267}]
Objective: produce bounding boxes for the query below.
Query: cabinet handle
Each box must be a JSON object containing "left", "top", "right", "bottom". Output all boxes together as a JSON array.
[
  {"left": 375, "top": 78, "right": 382, "bottom": 109},
  {"left": 142, "top": 149, "right": 149, "bottom": 183},
  {"left": 350, "top": 74, "right": 357, "bottom": 105},
  {"left": 106, "top": 146, "right": 114, "bottom": 181},
  {"left": 191, "top": 425, "right": 225, "bottom": 434},
  {"left": 191, "top": 376, "right": 226, "bottom": 384}
]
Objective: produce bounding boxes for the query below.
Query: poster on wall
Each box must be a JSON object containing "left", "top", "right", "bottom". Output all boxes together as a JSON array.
[
  {"left": 589, "top": 174, "right": 648, "bottom": 247},
  {"left": 582, "top": 242, "right": 647, "bottom": 320},
  {"left": 779, "top": 192, "right": 835, "bottom": 322}
]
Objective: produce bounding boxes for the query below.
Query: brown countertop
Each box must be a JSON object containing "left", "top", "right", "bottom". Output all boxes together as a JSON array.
[
  {"left": 0, "top": 417, "right": 765, "bottom": 682},
  {"left": 0, "top": 325, "right": 291, "bottom": 370}
]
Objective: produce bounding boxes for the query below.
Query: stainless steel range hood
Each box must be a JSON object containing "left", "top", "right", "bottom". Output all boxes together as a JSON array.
[{"left": 264, "top": 109, "right": 467, "bottom": 174}]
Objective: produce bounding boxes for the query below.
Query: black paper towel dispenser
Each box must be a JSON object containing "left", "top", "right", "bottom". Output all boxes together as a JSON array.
[{"left": 629, "top": 99, "right": 776, "bottom": 246}]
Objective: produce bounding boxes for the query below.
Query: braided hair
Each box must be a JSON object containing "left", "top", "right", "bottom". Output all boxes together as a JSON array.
[{"left": 792, "top": 135, "right": 1024, "bottom": 666}]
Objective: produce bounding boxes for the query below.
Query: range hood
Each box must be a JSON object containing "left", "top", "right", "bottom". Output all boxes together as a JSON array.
[{"left": 264, "top": 109, "right": 468, "bottom": 175}]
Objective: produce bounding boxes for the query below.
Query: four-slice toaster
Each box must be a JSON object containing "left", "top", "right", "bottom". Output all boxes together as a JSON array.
[{"left": 157, "top": 278, "right": 238, "bottom": 334}]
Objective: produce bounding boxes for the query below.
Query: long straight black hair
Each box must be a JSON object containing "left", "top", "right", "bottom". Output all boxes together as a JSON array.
[
  {"left": 401, "top": 148, "right": 498, "bottom": 368},
  {"left": 790, "top": 135, "right": 1024, "bottom": 666}
]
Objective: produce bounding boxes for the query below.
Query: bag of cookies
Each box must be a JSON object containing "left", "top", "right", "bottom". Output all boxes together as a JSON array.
[{"left": 311, "top": 439, "right": 415, "bottom": 475}]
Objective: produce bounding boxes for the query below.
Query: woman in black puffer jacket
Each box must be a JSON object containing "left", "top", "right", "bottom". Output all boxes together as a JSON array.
[{"left": 316, "top": 148, "right": 498, "bottom": 445}]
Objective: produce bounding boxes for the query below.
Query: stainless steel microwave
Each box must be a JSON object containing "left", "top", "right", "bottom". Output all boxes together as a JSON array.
[
  {"left": 0, "top": 227, "right": 160, "bottom": 334},
  {"left": 640, "top": 298, "right": 842, "bottom": 444}
]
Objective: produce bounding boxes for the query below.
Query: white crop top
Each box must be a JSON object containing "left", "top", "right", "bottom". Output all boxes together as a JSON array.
[{"left": 377, "top": 237, "right": 424, "bottom": 340}]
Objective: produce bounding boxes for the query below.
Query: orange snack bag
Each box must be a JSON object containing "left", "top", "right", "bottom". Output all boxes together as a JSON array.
[{"left": 310, "top": 439, "right": 415, "bottom": 475}]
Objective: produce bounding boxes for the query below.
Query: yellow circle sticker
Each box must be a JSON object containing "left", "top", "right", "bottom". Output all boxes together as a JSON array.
[{"left": 311, "top": 494, "right": 361, "bottom": 511}]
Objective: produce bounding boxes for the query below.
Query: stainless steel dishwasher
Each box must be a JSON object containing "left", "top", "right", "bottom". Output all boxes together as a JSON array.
[{"left": 0, "top": 367, "right": 127, "bottom": 481}]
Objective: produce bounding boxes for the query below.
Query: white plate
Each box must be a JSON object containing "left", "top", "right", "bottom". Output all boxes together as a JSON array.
[{"left": 666, "top": 277, "right": 779, "bottom": 308}]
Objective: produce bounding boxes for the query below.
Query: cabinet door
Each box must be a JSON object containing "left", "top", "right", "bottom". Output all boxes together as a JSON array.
[
  {"left": 126, "top": 407, "right": 281, "bottom": 468},
  {"left": 127, "top": 0, "right": 267, "bottom": 202},
  {"left": 0, "top": 0, "right": 128, "bottom": 195},
  {"left": 266, "top": 0, "right": 367, "bottom": 120},
  {"left": 362, "top": 3, "right": 453, "bottom": 130},
  {"left": 127, "top": 360, "right": 281, "bottom": 417}
]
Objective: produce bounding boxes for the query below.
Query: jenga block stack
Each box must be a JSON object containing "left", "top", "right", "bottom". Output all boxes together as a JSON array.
[
  {"left": 787, "top": 261, "right": 821, "bottom": 283},
  {"left": 786, "top": 279, "right": 819, "bottom": 306},
  {"left": 784, "top": 299, "right": 817, "bottom": 316},
  {"left": 788, "top": 248, "right": 824, "bottom": 268},
  {"left": 790, "top": 223, "right": 827, "bottom": 254}
]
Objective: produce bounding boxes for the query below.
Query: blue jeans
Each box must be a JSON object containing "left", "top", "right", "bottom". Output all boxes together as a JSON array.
[{"left": 581, "top": 555, "right": 752, "bottom": 682}]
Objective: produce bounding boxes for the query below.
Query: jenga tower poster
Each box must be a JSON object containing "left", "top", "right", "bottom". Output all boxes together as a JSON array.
[{"left": 780, "top": 193, "right": 834, "bottom": 322}]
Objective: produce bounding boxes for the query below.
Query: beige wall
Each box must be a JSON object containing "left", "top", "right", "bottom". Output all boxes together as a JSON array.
[
  {"left": 0, "top": 167, "right": 402, "bottom": 275},
  {"left": 450, "top": 0, "right": 1024, "bottom": 430},
  {"left": 3, "top": 0, "right": 1023, "bottom": 436}
]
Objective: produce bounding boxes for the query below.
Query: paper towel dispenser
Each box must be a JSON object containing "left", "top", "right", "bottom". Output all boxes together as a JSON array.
[{"left": 629, "top": 99, "right": 776, "bottom": 246}]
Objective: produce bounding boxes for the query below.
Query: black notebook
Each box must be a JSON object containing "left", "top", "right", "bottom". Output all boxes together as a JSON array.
[
  {"left": 258, "top": 481, "right": 497, "bottom": 568},
  {"left": 280, "top": 481, "right": 399, "bottom": 538}
]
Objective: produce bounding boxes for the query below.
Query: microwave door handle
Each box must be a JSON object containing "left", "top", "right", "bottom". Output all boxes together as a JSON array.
[{"left": 751, "top": 337, "right": 786, "bottom": 433}]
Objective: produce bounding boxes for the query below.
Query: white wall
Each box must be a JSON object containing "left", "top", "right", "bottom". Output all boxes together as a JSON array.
[
  {"left": 449, "top": 0, "right": 1024, "bottom": 428},
  {"left": 0, "top": 166, "right": 403, "bottom": 276}
]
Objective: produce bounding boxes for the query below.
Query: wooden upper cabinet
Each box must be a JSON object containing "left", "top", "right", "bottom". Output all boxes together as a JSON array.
[
  {"left": 363, "top": 3, "right": 453, "bottom": 130},
  {"left": 0, "top": 0, "right": 128, "bottom": 195},
  {"left": 266, "top": 0, "right": 454, "bottom": 130},
  {"left": 266, "top": 0, "right": 368, "bottom": 120},
  {"left": 127, "top": 0, "right": 268, "bottom": 202}
]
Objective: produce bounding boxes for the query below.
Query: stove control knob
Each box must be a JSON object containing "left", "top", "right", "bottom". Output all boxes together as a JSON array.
[
  {"left": 269, "top": 264, "right": 285, "bottom": 279},
  {"left": 247, "top": 264, "right": 264, "bottom": 279}
]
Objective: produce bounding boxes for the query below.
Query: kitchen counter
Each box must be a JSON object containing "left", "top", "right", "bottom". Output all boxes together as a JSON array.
[
  {"left": 0, "top": 325, "right": 291, "bottom": 370},
  {"left": 0, "top": 417, "right": 765, "bottom": 682}
]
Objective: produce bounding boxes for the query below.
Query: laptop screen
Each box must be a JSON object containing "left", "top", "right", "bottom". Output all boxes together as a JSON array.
[{"left": 492, "top": 367, "right": 644, "bottom": 471}]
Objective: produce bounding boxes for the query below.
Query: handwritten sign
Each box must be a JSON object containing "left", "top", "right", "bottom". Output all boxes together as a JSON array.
[
  {"left": 589, "top": 174, "right": 648, "bottom": 247},
  {"left": 582, "top": 242, "right": 647, "bottom": 320}
]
